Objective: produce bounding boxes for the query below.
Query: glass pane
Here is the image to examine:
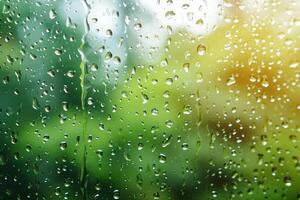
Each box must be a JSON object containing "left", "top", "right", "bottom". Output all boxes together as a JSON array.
[{"left": 0, "top": 0, "right": 299, "bottom": 199}]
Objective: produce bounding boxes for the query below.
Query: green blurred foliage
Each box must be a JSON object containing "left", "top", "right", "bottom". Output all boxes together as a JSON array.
[{"left": 0, "top": 0, "right": 300, "bottom": 200}]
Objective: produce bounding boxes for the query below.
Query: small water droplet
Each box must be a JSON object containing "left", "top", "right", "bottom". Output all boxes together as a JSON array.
[
  {"left": 151, "top": 108, "right": 159, "bottom": 116},
  {"left": 165, "top": 120, "right": 173, "bottom": 128},
  {"left": 284, "top": 176, "right": 292, "bottom": 187},
  {"left": 197, "top": 44, "right": 206, "bottom": 56},
  {"left": 54, "top": 49, "right": 62, "bottom": 56},
  {"left": 183, "top": 105, "right": 192, "bottom": 115},
  {"left": 182, "top": 143, "right": 189, "bottom": 150},
  {"left": 183, "top": 63, "right": 190, "bottom": 72},
  {"left": 165, "top": 11, "right": 176, "bottom": 19},
  {"left": 227, "top": 76, "right": 236, "bottom": 86},
  {"left": 47, "top": 69, "right": 55, "bottom": 77},
  {"left": 158, "top": 153, "right": 166, "bottom": 163},
  {"left": 49, "top": 9, "right": 57, "bottom": 20},
  {"left": 105, "top": 29, "right": 113, "bottom": 37},
  {"left": 60, "top": 141, "right": 67, "bottom": 150},
  {"left": 44, "top": 105, "right": 51, "bottom": 112},
  {"left": 91, "top": 63, "right": 98, "bottom": 71},
  {"left": 32, "top": 97, "right": 40, "bottom": 110},
  {"left": 165, "top": 78, "right": 173, "bottom": 85},
  {"left": 142, "top": 93, "right": 149, "bottom": 104},
  {"left": 261, "top": 76, "right": 269, "bottom": 88},
  {"left": 134, "top": 23, "right": 142, "bottom": 31},
  {"left": 196, "top": 18, "right": 204, "bottom": 25},
  {"left": 67, "top": 70, "right": 75, "bottom": 78},
  {"left": 113, "top": 190, "right": 120, "bottom": 199},
  {"left": 289, "top": 62, "right": 299, "bottom": 68}
]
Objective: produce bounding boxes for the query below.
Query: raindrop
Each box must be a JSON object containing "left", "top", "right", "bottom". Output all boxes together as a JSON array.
[
  {"left": 165, "top": 11, "right": 176, "bottom": 19},
  {"left": 196, "top": 18, "right": 204, "bottom": 25},
  {"left": 289, "top": 62, "right": 299, "bottom": 68},
  {"left": 158, "top": 154, "right": 166, "bottom": 163},
  {"left": 227, "top": 76, "right": 236, "bottom": 86},
  {"left": 91, "top": 63, "right": 98, "bottom": 71},
  {"left": 284, "top": 176, "right": 292, "bottom": 187},
  {"left": 60, "top": 141, "right": 67, "bottom": 150},
  {"left": 32, "top": 98, "right": 40, "bottom": 110},
  {"left": 113, "top": 190, "right": 120, "bottom": 199},
  {"left": 183, "top": 63, "right": 190, "bottom": 72},
  {"left": 49, "top": 9, "right": 57, "bottom": 19},
  {"left": 134, "top": 23, "right": 142, "bottom": 31},
  {"left": 197, "top": 44, "right": 206, "bottom": 56},
  {"left": 54, "top": 49, "right": 62, "bottom": 56}
]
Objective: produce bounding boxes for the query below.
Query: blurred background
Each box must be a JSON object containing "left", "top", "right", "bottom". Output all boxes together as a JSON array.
[{"left": 0, "top": 0, "right": 300, "bottom": 199}]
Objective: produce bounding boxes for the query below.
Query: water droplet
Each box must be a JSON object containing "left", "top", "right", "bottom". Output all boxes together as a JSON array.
[
  {"left": 165, "top": 120, "right": 173, "bottom": 128},
  {"left": 196, "top": 18, "right": 204, "bottom": 25},
  {"left": 158, "top": 154, "right": 166, "bottom": 163},
  {"left": 183, "top": 105, "right": 192, "bottom": 115},
  {"left": 165, "top": 78, "right": 173, "bottom": 85},
  {"left": 284, "top": 176, "right": 292, "bottom": 187},
  {"left": 134, "top": 23, "right": 142, "bottom": 31},
  {"left": 3, "top": 4, "right": 10, "bottom": 14},
  {"left": 261, "top": 76, "right": 269, "bottom": 88},
  {"left": 183, "top": 63, "right": 190, "bottom": 72},
  {"left": 6, "top": 55, "right": 14, "bottom": 63},
  {"left": 67, "top": 70, "right": 75, "bottom": 78},
  {"left": 105, "top": 29, "right": 113, "bottom": 37},
  {"left": 249, "top": 74, "right": 256, "bottom": 82},
  {"left": 44, "top": 105, "right": 51, "bottom": 112},
  {"left": 54, "top": 49, "right": 62, "bottom": 56},
  {"left": 32, "top": 97, "right": 40, "bottom": 110},
  {"left": 153, "top": 192, "right": 160, "bottom": 199},
  {"left": 151, "top": 108, "right": 159, "bottom": 116},
  {"left": 165, "top": 11, "right": 176, "bottom": 19},
  {"left": 47, "top": 69, "right": 55, "bottom": 77},
  {"left": 227, "top": 76, "right": 236, "bottom": 86},
  {"left": 142, "top": 93, "right": 149, "bottom": 104},
  {"left": 49, "top": 9, "right": 57, "bottom": 20},
  {"left": 197, "top": 44, "right": 206, "bottom": 56},
  {"left": 289, "top": 62, "right": 299, "bottom": 68},
  {"left": 43, "top": 135, "right": 50, "bottom": 143},
  {"left": 60, "top": 141, "right": 67, "bottom": 150},
  {"left": 62, "top": 101, "right": 69, "bottom": 111},
  {"left": 91, "top": 18, "right": 98, "bottom": 23},
  {"left": 91, "top": 63, "right": 98, "bottom": 71},
  {"left": 113, "top": 56, "right": 121, "bottom": 65},
  {"left": 113, "top": 190, "right": 120, "bottom": 199},
  {"left": 182, "top": 143, "right": 189, "bottom": 150}
]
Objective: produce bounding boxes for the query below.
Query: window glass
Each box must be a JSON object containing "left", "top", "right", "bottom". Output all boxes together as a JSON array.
[{"left": 0, "top": 0, "right": 299, "bottom": 199}]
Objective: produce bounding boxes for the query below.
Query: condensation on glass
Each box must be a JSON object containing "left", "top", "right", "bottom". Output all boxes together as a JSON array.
[{"left": 0, "top": 0, "right": 299, "bottom": 199}]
